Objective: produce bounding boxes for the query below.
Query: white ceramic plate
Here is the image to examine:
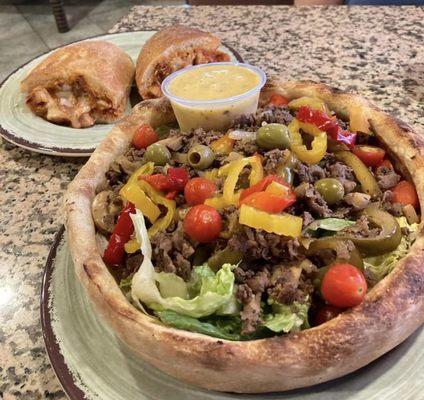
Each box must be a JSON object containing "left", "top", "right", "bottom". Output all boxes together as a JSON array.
[
  {"left": 41, "top": 228, "right": 424, "bottom": 400},
  {"left": 0, "top": 32, "right": 242, "bottom": 157}
]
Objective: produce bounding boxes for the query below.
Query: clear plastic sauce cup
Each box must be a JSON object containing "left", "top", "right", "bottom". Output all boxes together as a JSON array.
[{"left": 161, "top": 62, "right": 266, "bottom": 132}]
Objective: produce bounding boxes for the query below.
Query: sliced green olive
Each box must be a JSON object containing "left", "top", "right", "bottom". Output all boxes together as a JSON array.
[
  {"left": 188, "top": 144, "right": 215, "bottom": 170},
  {"left": 143, "top": 143, "right": 171, "bottom": 166},
  {"left": 314, "top": 178, "right": 345, "bottom": 205},
  {"left": 256, "top": 123, "right": 290, "bottom": 150}
]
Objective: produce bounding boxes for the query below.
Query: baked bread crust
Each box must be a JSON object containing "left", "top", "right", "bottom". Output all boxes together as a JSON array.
[
  {"left": 21, "top": 40, "right": 134, "bottom": 127},
  {"left": 135, "top": 25, "right": 230, "bottom": 99},
  {"left": 64, "top": 80, "right": 424, "bottom": 393}
]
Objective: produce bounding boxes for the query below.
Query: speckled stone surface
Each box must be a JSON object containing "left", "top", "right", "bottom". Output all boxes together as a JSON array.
[{"left": 0, "top": 5, "right": 423, "bottom": 399}]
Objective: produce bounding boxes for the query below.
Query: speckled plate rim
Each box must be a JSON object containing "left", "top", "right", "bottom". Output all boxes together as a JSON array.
[
  {"left": 40, "top": 225, "right": 87, "bottom": 400},
  {"left": 0, "top": 32, "right": 243, "bottom": 157}
]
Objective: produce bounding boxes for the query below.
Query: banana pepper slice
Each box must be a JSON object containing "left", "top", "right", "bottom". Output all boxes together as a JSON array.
[
  {"left": 288, "top": 118, "right": 327, "bottom": 164},
  {"left": 119, "top": 162, "right": 160, "bottom": 223},
  {"left": 210, "top": 134, "right": 234, "bottom": 154},
  {"left": 239, "top": 204, "right": 302, "bottom": 237},
  {"left": 219, "top": 155, "right": 263, "bottom": 206},
  {"left": 335, "top": 151, "right": 381, "bottom": 198},
  {"left": 288, "top": 96, "right": 329, "bottom": 113}
]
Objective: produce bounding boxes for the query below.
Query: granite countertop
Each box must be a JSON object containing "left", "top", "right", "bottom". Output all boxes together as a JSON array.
[{"left": 1, "top": 5, "right": 423, "bottom": 399}]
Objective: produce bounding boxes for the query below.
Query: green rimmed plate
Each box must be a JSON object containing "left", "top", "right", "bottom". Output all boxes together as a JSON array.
[
  {"left": 0, "top": 32, "right": 242, "bottom": 157},
  {"left": 41, "top": 228, "right": 424, "bottom": 400}
]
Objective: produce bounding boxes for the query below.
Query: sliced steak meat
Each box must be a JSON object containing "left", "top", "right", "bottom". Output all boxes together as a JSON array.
[
  {"left": 237, "top": 285, "right": 262, "bottom": 334},
  {"left": 326, "top": 161, "right": 357, "bottom": 193},
  {"left": 263, "top": 149, "right": 288, "bottom": 174},
  {"left": 375, "top": 166, "right": 400, "bottom": 190},
  {"left": 232, "top": 139, "right": 259, "bottom": 156},
  {"left": 340, "top": 215, "right": 381, "bottom": 238},
  {"left": 228, "top": 226, "right": 305, "bottom": 263},
  {"left": 268, "top": 265, "right": 313, "bottom": 305},
  {"left": 381, "top": 190, "right": 404, "bottom": 216},
  {"left": 233, "top": 105, "right": 293, "bottom": 129},
  {"left": 294, "top": 162, "right": 326, "bottom": 184},
  {"left": 151, "top": 222, "right": 196, "bottom": 281},
  {"left": 294, "top": 182, "right": 332, "bottom": 218},
  {"left": 301, "top": 211, "right": 315, "bottom": 228}
]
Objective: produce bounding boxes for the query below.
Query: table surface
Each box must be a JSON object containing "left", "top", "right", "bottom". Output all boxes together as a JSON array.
[{"left": 1, "top": 5, "right": 423, "bottom": 399}]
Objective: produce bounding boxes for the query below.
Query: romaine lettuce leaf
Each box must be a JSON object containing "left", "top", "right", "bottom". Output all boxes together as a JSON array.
[
  {"left": 130, "top": 210, "right": 236, "bottom": 318},
  {"left": 262, "top": 301, "right": 310, "bottom": 333},
  {"left": 364, "top": 217, "right": 419, "bottom": 286},
  {"left": 155, "top": 311, "right": 243, "bottom": 340}
]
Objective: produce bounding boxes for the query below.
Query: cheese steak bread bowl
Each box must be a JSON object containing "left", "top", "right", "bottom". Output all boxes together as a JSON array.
[
  {"left": 65, "top": 79, "right": 424, "bottom": 393},
  {"left": 136, "top": 25, "right": 230, "bottom": 99},
  {"left": 21, "top": 41, "right": 134, "bottom": 128}
]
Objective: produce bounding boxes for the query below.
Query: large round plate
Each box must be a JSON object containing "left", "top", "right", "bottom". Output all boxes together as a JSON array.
[
  {"left": 41, "top": 228, "right": 424, "bottom": 400},
  {"left": 0, "top": 32, "right": 242, "bottom": 157}
]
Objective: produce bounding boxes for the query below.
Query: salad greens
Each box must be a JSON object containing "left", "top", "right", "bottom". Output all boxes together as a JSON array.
[
  {"left": 303, "top": 218, "right": 356, "bottom": 236},
  {"left": 364, "top": 217, "right": 418, "bottom": 286},
  {"left": 263, "top": 300, "right": 310, "bottom": 333}
]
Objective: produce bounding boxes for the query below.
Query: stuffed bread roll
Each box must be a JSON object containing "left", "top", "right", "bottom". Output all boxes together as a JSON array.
[
  {"left": 136, "top": 25, "right": 230, "bottom": 99},
  {"left": 21, "top": 41, "right": 135, "bottom": 129}
]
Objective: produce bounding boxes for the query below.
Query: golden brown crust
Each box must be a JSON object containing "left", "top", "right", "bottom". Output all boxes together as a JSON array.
[
  {"left": 21, "top": 40, "right": 135, "bottom": 126},
  {"left": 135, "top": 25, "right": 229, "bottom": 99},
  {"left": 65, "top": 80, "right": 424, "bottom": 393}
]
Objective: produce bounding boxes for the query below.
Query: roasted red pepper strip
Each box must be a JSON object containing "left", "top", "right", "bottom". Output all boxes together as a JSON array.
[
  {"left": 240, "top": 191, "right": 296, "bottom": 213},
  {"left": 239, "top": 175, "right": 289, "bottom": 203},
  {"left": 141, "top": 168, "right": 189, "bottom": 194},
  {"left": 103, "top": 203, "right": 135, "bottom": 265},
  {"left": 296, "top": 106, "right": 356, "bottom": 148}
]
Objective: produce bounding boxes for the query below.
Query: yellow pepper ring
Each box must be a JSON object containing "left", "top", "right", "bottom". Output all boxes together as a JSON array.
[{"left": 288, "top": 118, "right": 327, "bottom": 165}]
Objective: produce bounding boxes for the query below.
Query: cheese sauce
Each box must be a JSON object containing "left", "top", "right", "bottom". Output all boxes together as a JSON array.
[{"left": 168, "top": 65, "right": 261, "bottom": 101}]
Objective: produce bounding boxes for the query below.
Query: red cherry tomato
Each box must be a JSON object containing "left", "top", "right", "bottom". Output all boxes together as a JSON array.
[
  {"left": 167, "top": 167, "right": 189, "bottom": 191},
  {"left": 183, "top": 205, "right": 222, "bottom": 243},
  {"left": 353, "top": 145, "right": 385, "bottom": 167},
  {"left": 392, "top": 180, "right": 419, "bottom": 209},
  {"left": 314, "top": 305, "right": 343, "bottom": 326},
  {"left": 269, "top": 94, "right": 289, "bottom": 106},
  {"left": 132, "top": 124, "right": 158, "bottom": 149},
  {"left": 184, "top": 178, "right": 217, "bottom": 206},
  {"left": 321, "top": 263, "right": 367, "bottom": 308}
]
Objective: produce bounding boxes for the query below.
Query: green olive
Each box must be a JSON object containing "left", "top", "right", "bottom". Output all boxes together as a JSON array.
[
  {"left": 256, "top": 123, "right": 290, "bottom": 150},
  {"left": 143, "top": 143, "right": 171, "bottom": 166},
  {"left": 187, "top": 144, "right": 215, "bottom": 170},
  {"left": 314, "top": 178, "right": 345, "bottom": 205}
]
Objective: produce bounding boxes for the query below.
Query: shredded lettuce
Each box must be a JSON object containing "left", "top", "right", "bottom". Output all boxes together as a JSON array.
[
  {"left": 364, "top": 217, "right": 419, "bottom": 286},
  {"left": 303, "top": 218, "right": 356, "bottom": 236},
  {"left": 262, "top": 300, "right": 310, "bottom": 333},
  {"left": 130, "top": 210, "right": 235, "bottom": 318}
]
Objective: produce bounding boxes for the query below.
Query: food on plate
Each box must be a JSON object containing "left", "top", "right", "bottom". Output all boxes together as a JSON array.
[
  {"left": 21, "top": 41, "right": 134, "bottom": 128},
  {"left": 135, "top": 25, "right": 231, "bottom": 99},
  {"left": 162, "top": 63, "right": 266, "bottom": 131},
  {"left": 65, "top": 80, "right": 424, "bottom": 393}
]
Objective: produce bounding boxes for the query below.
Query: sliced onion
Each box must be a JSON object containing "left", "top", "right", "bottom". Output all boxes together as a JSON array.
[{"left": 228, "top": 130, "right": 256, "bottom": 141}]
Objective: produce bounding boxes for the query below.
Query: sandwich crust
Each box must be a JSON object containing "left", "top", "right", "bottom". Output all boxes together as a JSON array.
[
  {"left": 65, "top": 80, "right": 424, "bottom": 393},
  {"left": 135, "top": 25, "right": 230, "bottom": 99},
  {"left": 21, "top": 40, "right": 134, "bottom": 127}
]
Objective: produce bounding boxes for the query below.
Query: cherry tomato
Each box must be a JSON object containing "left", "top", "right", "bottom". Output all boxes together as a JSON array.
[
  {"left": 184, "top": 205, "right": 222, "bottom": 243},
  {"left": 184, "top": 178, "right": 217, "bottom": 206},
  {"left": 239, "top": 191, "right": 296, "bottom": 213},
  {"left": 314, "top": 305, "right": 343, "bottom": 326},
  {"left": 352, "top": 145, "right": 385, "bottom": 167},
  {"left": 132, "top": 124, "right": 158, "bottom": 149},
  {"left": 392, "top": 180, "right": 419, "bottom": 209},
  {"left": 321, "top": 263, "right": 367, "bottom": 308},
  {"left": 269, "top": 94, "right": 289, "bottom": 106},
  {"left": 378, "top": 159, "right": 393, "bottom": 169},
  {"left": 167, "top": 167, "right": 189, "bottom": 191}
]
